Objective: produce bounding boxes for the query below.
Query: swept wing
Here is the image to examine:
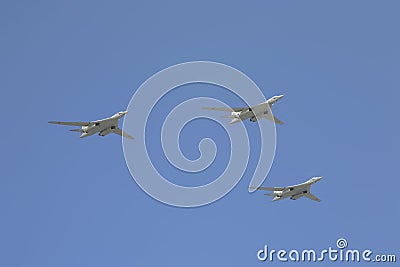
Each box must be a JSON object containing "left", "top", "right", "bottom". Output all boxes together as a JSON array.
[
  {"left": 202, "top": 107, "right": 248, "bottom": 112},
  {"left": 249, "top": 186, "right": 285, "bottom": 191},
  {"left": 304, "top": 193, "right": 321, "bottom": 202},
  {"left": 113, "top": 128, "right": 134, "bottom": 139},
  {"left": 48, "top": 121, "right": 90, "bottom": 126},
  {"left": 271, "top": 116, "right": 284, "bottom": 125}
]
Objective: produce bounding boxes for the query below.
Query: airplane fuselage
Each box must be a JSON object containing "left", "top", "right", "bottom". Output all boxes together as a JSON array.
[
  {"left": 229, "top": 102, "right": 272, "bottom": 123},
  {"left": 272, "top": 184, "right": 311, "bottom": 201},
  {"left": 235, "top": 95, "right": 284, "bottom": 123},
  {"left": 270, "top": 177, "right": 322, "bottom": 202},
  {"left": 80, "top": 118, "right": 119, "bottom": 138},
  {"left": 49, "top": 111, "right": 134, "bottom": 139},
  {"left": 203, "top": 95, "right": 284, "bottom": 124}
]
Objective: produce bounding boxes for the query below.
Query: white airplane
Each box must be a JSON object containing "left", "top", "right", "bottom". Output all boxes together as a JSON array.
[
  {"left": 48, "top": 111, "right": 134, "bottom": 139},
  {"left": 251, "top": 177, "right": 322, "bottom": 202},
  {"left": 203, "top": 95, "right": 284, "bottom": 124}
]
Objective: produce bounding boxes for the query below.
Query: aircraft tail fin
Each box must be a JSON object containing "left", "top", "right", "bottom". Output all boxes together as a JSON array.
[
  {"left": 229, "top": 118, "right": 242, "bottom": 124},
  {"left": 272, "top": 196, "right": 282, "bottom": 201}
]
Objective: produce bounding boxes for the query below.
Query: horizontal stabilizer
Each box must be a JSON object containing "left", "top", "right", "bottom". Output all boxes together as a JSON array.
[{"left": 69, "top": 129, "right": 83, "bottom": 132}]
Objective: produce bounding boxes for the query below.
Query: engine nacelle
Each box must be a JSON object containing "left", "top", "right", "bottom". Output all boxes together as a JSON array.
[
  {"left": 290, "top": 194, "right": 303, "bottom": 200},
  {"left": 99, "top": 128, "right": 113, "bottom": 136},
  {"left": 250, "top": 116, "right": 258, "bottom": 122}
]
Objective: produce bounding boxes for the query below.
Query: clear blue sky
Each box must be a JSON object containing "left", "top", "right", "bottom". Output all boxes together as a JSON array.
[{"left": 1, "top": 1, "right": 399, "bottom": 266}]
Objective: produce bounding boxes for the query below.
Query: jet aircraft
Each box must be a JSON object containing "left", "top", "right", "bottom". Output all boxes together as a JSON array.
[
  {"left": 49, "top": 111, "right": 134, "bottom": 139},
  {"left": 203, "top": 95, "right": 284, "bottom": 124},
  {"left": 251, "top": 177, "right": 322, "bottom": 202}
]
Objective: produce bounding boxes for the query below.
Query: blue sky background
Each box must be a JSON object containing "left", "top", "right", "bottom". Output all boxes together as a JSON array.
[{"left": 1, "top": 1, "right": 399, "bottom": 266}]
